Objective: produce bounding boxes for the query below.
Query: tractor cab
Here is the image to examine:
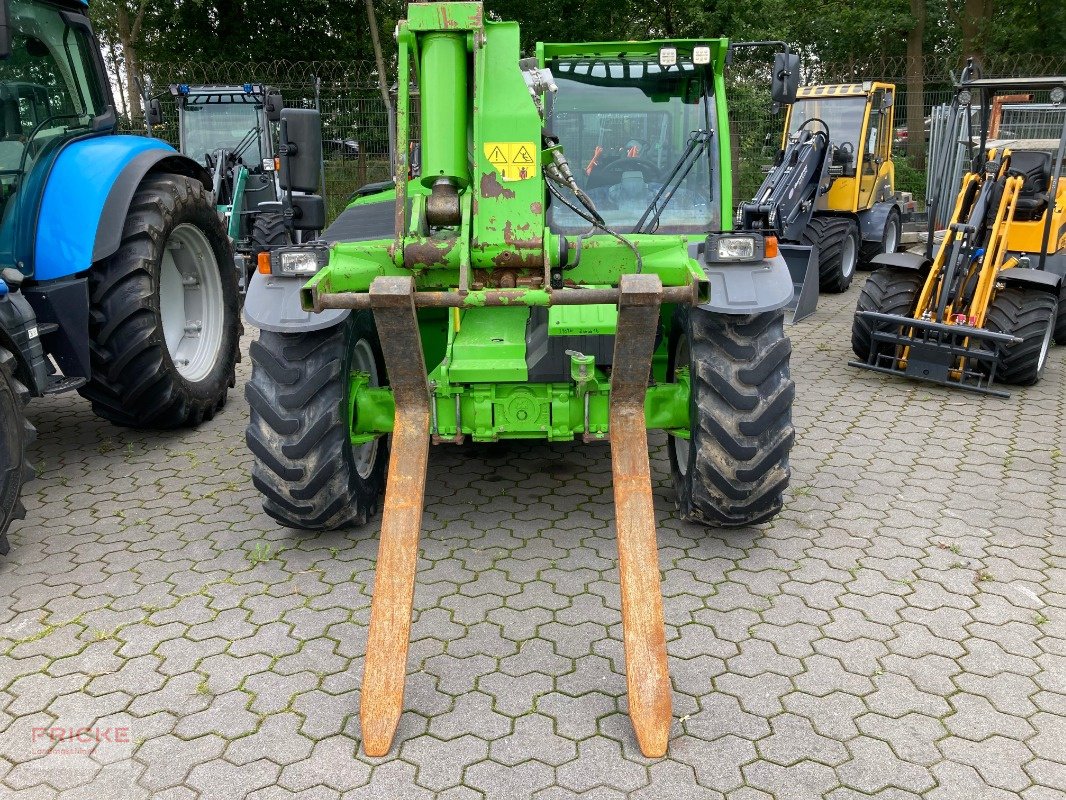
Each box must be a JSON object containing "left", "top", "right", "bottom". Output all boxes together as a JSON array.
[
  {"left": 543, "top": 52, "right": 720, "bottom": 235},
  {"left": 168, "top": 84, "right": 282, "bottom": 216},
  {"left": 0, "top": 0, "right": 111, "bottom": 272},
  {"left": 783, "top": 83, "right": 896, "bottom": 215},
  {"left": 163, "top": 84, "right": 300, "bottom": 286},
  {"left": 171, "top": 85, "right": 278, "bottom": 186}
]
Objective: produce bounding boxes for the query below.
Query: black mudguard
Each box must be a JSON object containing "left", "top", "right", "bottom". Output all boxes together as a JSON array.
[
  {"left": 998, "top": 267, "right": 1062, "bottom": 294},
  {"left": 868, "top": 251, "right": 931, "bottom": 272},
  {"left": 93, "top": 152, "right": 212, "bottom": 265}
]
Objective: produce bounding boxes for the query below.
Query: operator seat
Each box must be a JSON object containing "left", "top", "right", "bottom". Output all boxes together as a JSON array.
[{"left": 1008, "top": 150, "right": 1052, "bottom": 222}]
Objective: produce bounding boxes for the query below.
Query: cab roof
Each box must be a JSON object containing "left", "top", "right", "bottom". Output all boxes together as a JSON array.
[{"left": 797, "top": 82, "right": 895, "bottom": 97}]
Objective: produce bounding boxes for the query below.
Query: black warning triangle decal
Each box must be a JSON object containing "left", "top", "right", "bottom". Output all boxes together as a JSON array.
[
  {"left": 513, "top": 145, "right": 535, "bottom": 164},
  {"left": 488, "top": 146, "right": 507, "bottom": 163}
]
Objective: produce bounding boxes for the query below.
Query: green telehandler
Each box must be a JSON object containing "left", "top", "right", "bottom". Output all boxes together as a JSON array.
[{"left": 244, "top": 2, "right": 802, "bottom": 758}]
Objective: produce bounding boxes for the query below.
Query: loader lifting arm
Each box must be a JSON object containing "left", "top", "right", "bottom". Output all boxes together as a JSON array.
[
  {"left": 737, "top": 125, "right": 833, "bottom": 241},
  {"left": 733, "top": 124, "right": 834, "bottom": 322}
]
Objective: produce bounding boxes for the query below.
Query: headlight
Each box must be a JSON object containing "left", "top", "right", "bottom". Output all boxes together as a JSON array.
[
  {"left": 692, "top": 46, "right": 711, "bottom": 66},
  {"left": 719, "top": 237, "right": 755, "bottom": 259},
  {"left": 704, "top": 233, "right": 765, "bottom": 263},
  {"left": 274, "top": 246, "right": 329, "bottom": 277},
  {"left": 658, "top": 47, "right": 677, "bottom": 67}
]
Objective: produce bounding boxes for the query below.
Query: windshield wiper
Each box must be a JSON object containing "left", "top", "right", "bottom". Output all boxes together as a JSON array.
[
  {"left": 232, "top": 125, "right": 263, "bottom": 164},
  {"left": 633, "top": 129, "right": 711, "bottom": 234}
]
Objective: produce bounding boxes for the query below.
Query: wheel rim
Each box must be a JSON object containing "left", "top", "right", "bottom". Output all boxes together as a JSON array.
[
  {"left": 841, "top": 232, "right": 857, "bottom": 280},
  {"left": 159, "top": 224, "right": 225, "bottom": 384},
  {"left": 669, "top": 333, "right": 691, "bottom": 477},
  {"left": 350, "top": 338, "right": 381, "bottom": 480},
  {"left": 884, "top": 216, "right": 900, "bottom": 255},
  {"left": 1036, "top": 314, "right": 1054, "bottom": 374}
]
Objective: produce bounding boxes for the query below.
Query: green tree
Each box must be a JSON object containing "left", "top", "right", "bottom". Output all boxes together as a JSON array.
[{"left": 89, "top": 0, "right": 149, "bottom": 123}]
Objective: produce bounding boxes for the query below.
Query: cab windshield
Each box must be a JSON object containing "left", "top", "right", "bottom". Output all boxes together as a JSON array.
[
  {"left": 547, "top": 59, "right": 715, "bottom": 235},
  {"left": 181, "top": 99, "right": 265, "bottom": 167},
  {"left": 787, "top": 96, "right": 868, "bottom": 151},
  {"left": 0, "top": 0, "right": 106, "bottom": 220}
]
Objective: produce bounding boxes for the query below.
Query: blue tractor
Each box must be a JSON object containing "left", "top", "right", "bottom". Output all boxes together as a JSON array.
[{"left": 0, "top": 0, "right": 242, "bottom": 550}]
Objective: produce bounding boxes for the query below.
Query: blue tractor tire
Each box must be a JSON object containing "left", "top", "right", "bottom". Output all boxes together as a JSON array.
[
  {"left": 0, "top": 344, "right": 35, "bottom": 552},
  {"left": 79, "top": 173, "right": 241, "bottom": 428}
]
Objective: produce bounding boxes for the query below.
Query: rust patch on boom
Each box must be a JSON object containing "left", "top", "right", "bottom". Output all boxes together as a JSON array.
[{"left": 480, "top": 171, "right": 515, "bottom": 199}]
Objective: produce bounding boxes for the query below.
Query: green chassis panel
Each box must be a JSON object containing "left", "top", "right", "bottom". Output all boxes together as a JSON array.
[
  {"left": 350, "top": 372, "right": 691, "bottom": 444},
  {"left": 450, "top": 306, "right": 529, "bottom": 382}
]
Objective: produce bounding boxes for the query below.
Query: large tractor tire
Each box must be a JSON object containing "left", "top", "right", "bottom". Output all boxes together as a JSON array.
[
  {"left": 851, "top": 267, "right": 925, "bottom": 362},
  {"left": 667, "top": 306, "right": 794, "bottom": 528},
  {"left": 0, "top": 346, "right": 35, "bottom": 554},
  {"left": 801, "top": 215, "right": 860, "bottom": 293},
  {"left": 80, "top": 173, "right": 241, "bottom": 428},
  {"left": 246, "top": 312, "right": 388, "bottom": 530},
  {"left": 859, "top": 207, "right": 902, "bottom": 269},
  {"left": 985, "top": 286, "right": 1057, "bottom": 386}
]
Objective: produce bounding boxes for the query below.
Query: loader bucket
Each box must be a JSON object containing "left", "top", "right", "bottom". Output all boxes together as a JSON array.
[{"left": 780, "top": 243, "right": 819, "bottom": 323}]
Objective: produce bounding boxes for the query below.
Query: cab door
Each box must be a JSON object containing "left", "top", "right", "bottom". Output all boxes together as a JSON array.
[{"left": 858, "top": 87, "right": 895, "bottom": 211}]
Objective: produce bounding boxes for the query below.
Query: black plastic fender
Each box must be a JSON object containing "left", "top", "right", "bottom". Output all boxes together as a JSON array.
[
  {"left": 868, "top": 251, "right": 931, "bottom": 272},
  {"left": 998, "top": 267, "right": 1062, "bottom": 295},
  {"left": 93, "top": 151, "right": 212, "bottom": 265},
  {"left": 856, "top": 200, "right": 900, "bottom": 243}
]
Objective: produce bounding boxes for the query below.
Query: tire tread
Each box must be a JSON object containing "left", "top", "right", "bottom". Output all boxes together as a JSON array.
[
  {"left": 245, "top": 321, "right": 386, "bottom": 531},
  {"left": 672, "top": 308, "right": 795, "bottom": 527},
  {"left": 79, "top": 173, "right": 240, "bottom": 428}
]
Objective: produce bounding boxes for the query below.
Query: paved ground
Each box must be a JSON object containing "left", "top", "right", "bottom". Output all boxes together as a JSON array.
[{"left": 1, "top": 286, "right": 1064, "bottom": 800}]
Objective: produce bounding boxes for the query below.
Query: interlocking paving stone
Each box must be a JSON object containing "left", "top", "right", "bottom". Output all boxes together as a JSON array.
[{"left": 0, "top": 288, "right": 1063, "bottom": 798}]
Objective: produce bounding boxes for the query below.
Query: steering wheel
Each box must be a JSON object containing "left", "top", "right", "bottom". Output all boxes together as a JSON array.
[
  {"left": 586, "top": 157, "right": 661, "bottom": 190},
  {"left": 797, "top": 117, "right": 830, "bottom": 137}
]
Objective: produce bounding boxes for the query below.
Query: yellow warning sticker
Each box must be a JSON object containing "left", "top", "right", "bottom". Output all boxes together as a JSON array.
[{"left": 484, "top": 141, "right": 538, "bottom": 182}]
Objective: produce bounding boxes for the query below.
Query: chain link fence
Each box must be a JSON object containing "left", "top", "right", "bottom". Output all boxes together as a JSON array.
[{"left": 119, "top": 54, "right": 1066, "bottom": 225}]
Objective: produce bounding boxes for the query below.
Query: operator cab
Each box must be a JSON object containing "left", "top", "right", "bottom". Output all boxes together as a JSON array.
[
  {"left": 0, "top": 0, "right": 108, "bottom": 256},
  {"left": 786, "top": 93, "right": 867, "bottom": 176},
  {"left": 173, "top": 86, "right": 274, "bottom": 176},
  {"left": 545, "top": 57, "right": 717, "bottom": 235}
]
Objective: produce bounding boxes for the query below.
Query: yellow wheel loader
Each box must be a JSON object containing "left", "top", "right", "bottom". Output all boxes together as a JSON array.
[
  {"left": 850, "top": 70, "right": 1065, "bottom": 396},
  {"left": 778, "top": 82, "right": 907, "bottom": 292}
]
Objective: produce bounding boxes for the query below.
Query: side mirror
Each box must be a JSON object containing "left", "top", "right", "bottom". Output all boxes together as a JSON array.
[
  {"left": 265, "top": 91, "right": 284, "bottom": 123},
  {"left": 148, "top": 98, "right": 163, "bottom": 127},
  {"left": 289, "top": 194, "right": 326, "bottom": 232},
  {"left": 279, "top": 108, "right": 322, "bottom": 193},
  {"left": 771, "top": 52, "right": 801, "bottom": 106}
]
